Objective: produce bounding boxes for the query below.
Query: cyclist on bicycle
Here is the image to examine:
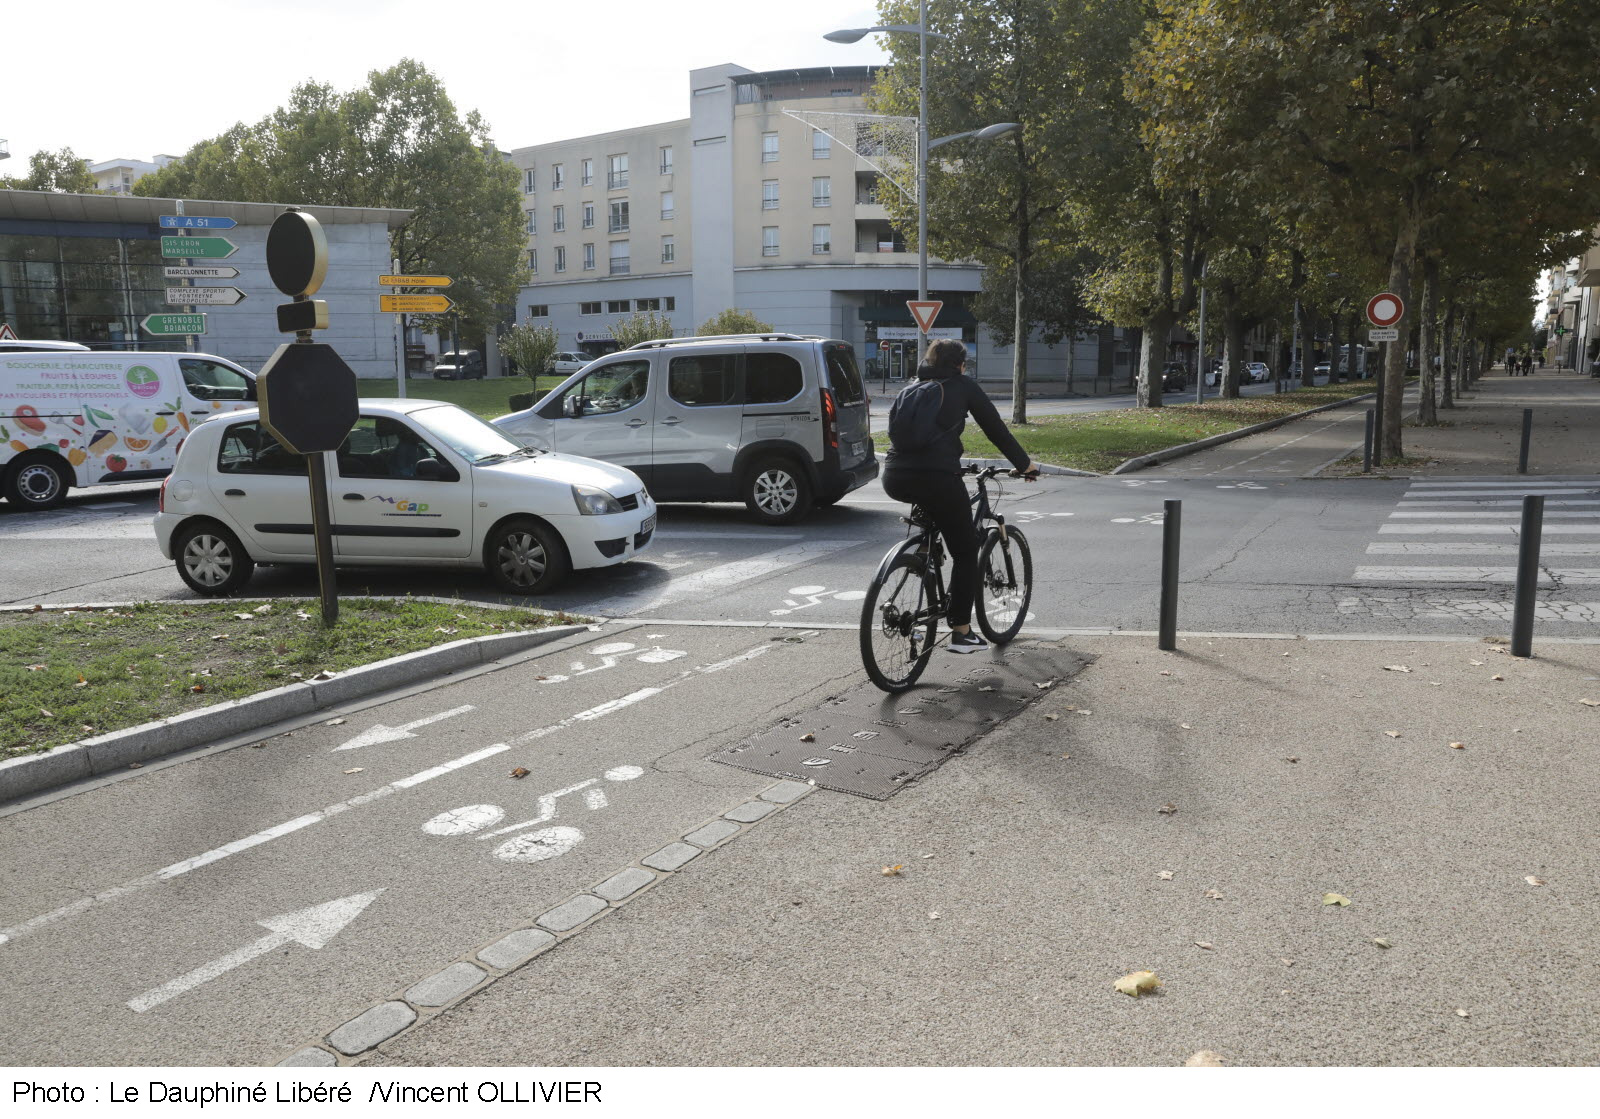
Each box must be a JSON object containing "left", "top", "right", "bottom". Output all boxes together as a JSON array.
[{"left": 882, "top": 339, "right": 1040, "bottom": 654}]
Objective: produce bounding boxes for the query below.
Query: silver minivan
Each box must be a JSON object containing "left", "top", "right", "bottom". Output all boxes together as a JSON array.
[{"left": 492, "top": 333, "right": 877, "bottom": 524}]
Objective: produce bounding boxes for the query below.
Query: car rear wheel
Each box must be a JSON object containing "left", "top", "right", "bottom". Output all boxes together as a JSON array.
[
  {"left": 174, "top": 521, "right": 255, "bottom": 596},
  {"left": 486, "top": 517, "right": 570, "bottom": 595},
  {"left": 3, "top": 454, "right": 70, "bottom": 510},
  {"left": 743, "top": 458, "right": 813, "bottom": 525}
]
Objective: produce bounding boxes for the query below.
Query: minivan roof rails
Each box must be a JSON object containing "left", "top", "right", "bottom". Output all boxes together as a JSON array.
[{"left": 626, "top": 333, "right": 818, "bottom": 350}]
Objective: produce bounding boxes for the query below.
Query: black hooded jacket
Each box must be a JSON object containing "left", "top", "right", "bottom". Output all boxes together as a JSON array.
[{"left": 882, "top": 362, "right": 1031, "bottom": 476}]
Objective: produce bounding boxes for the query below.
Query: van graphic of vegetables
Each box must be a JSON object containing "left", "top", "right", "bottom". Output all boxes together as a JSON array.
[{"left": 126, "top": 365, "right": 162, "bottom": 398}]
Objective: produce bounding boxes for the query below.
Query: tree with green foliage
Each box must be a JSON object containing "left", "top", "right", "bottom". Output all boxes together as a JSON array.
[
  {"left": 698, "top": 308, "right": 773, "bottom": 336},
  {"left": 2, "top": 147, "right": 97, "bottom": 193},
  {"left": 498, "top": 323, "right": 558, "bottom": 381},
  {"left": 135, "top": 60, "right": 523, "bottom": 343},
  {"left": 610, "top": 310, "right": 674, "bottom": 349}
]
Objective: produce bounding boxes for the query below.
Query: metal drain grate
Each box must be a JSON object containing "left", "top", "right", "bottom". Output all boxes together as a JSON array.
[{"left": 710, "top": 644, "right": 1088, "bottom": 799}]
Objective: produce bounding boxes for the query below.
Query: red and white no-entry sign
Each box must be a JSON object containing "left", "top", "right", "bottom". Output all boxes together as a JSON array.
[
  {"left": 907, "top": 300, "right": 944, "bottom": 333},
  {"left": 1366, "top": 292, "right": 1405, "bottom": 327}
]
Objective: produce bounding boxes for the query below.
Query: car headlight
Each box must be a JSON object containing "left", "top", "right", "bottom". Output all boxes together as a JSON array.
[{"left": 572, "top": 484, "right": 623, "bottom": 515}]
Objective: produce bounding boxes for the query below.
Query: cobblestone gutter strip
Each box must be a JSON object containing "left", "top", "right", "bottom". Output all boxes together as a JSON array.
[
  {"left": 0, "top": 624, "right": 589, "bottom": 804},
  {"left": 1109, "top": 392, "right": 1377, "bottom": 475},
  {"left": 278, "top": 779, "right": 817, "bottom": 1067}
]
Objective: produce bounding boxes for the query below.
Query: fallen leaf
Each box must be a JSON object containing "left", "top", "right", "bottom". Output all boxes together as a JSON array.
[
  {"left": 1194, "top": 941, "right": 1214, "bottom": 950},
  {"left": 1034, "top": 681, "right": 1055, "bottom": 690},
  {"left": 1180, "top": 723, "right": 1193, "bottom": 729},
  {"left": 928, "top": 911, "right": 941, "bottom": 920},
  {"left": 312, "top": 671, "right": 334, "bottom": 681},
  {"left": 1158, "top": 802, "right": 1178, "bottom": 815},
  {"left": 979, "top": 685, "right": 995, "bottom": 692},
  {"left": 510, "top": 767, "right": 530, "bottom": 779},
  {"left": 880, "top": 865, "right": 904, "bottom": 877},
  {"left": 1204, "top": 889, "right": 1224, "bottom": 900},
  {"left": 1285, "top": 756, "right": 1300, "bottom": 763},
  {"left": 295, "top": 610, "right": 311, "bottom": 620},
  {"left": 1060, "top": 754, "right": 1072, "bottom": 760},
  {"left": 210, "top": 633, "right": 229, "bottom": 641},
  {"left": 275, "top": 644, "right": 288, "bottom": 655},
  {"left": 254, "top": 604, "right": 272, "bottom": 614},
  {"left": 326, "top": 718, "right": 347, "bottom": 726},
  {"left": 1384, "top": 731, "right": 1401, "bottom": 738},
  {"left": 1491, "top": 674, "right": 1505, "bottom": 682},
  {"left": 920, "top": 853, "right": 934, "bottom": 859},
  {"left": 1078, "top": 709, "right": 1093, "bottom": 715},
  {"left": 1456, "top": 1008, "right": 1471, "bottom": 1018},
  {"left": 25, "top": 664, "right": 46, "bottom": 672},
  {"left": 1450, "top": 742, "right": 1466, "bottom": 750},
  {"left": 233, "top": 613, "right": 254, "bottom": 621},
  {"left": 1157, "top": 871, "right": 1175, "bottom": 880},
  {"left": 1373, "top": 937, "right": 1393, "bottom": 949},
  {"left": 1383, "top": 665, "right": 1413, "bottom": 673},
  {"left": 74, "top": 675, "right": 88, "bottom": 688},
  {"left": 1469, "top": 659, "right": 1484, "bottom": 666},
  {"left": 1185, "top": 1051, "right": 1225, "bottom": 1067},
  {"left": 343, "top": 768, "right": 364, "bottom": 775},
  {"left": 434, "top": 626, "right": 459, "bottom": 635},
  {"left": 1159, "top": 670, "right": 1172, "bottom": 676},
  {"left": 127, "top": 762, "right": 142, "bottom": 769},
  {"left": 799, "top": 732, "right": 816, "bottom": 742},
  {"left": 190, "top": 684, "right": 205, "bottom": 694},
  {"left": 1580, "top": 699, "right": 1600, "bottom": 707},
  {"left": 1524, "top": 876, "right": 1545, "bottom": 886},
  {"left": 1280, "top": 958, "right": 1294, "bottom": 967},
  {"left": 1042, "top": 713, "right": 1059, "bottom": 721},
  {"left": 1114, "top": 970, "right": 1162, "bottom": 997},
  {"left": 1323, "top": 892, "right": 1352, "bottom": 907}
]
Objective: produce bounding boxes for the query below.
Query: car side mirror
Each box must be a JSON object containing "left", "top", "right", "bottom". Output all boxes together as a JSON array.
[
  {"left": 414, "top": 457, "right": 445, "bottom": 481},
  {"left": 564, "top": 396, "right": 584, "bottom": 419}
]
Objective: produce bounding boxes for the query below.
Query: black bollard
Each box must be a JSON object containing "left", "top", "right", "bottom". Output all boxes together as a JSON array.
[
  {"left": 1363, "top": 409, "right": 1375, "bottom": 474},
  {"left": 1511, "top": 494, "right": 1545, "bottom": 658},
  {"left": 1159, "top": 499, "right": 1181, "bottom": 651},
  {"left": 1518, "top": 409, "right": 1532, "bottom": 474}
]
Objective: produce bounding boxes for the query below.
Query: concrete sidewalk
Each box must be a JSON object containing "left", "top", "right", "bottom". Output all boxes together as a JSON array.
[{"left": 374, "top": 631, "right": 1600, "bottom": 1067}]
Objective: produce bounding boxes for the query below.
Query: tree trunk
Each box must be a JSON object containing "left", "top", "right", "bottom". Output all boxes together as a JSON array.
[
  {"left": 1349, "top": 313, "right": 1362, "bottom": 379},
  {"left": 1327, "top": 308, "right": 1342, "bottom": 385},
  {"left": 1221, "top": 304, "right": 1246, "bottom": 399},
  {"left": 1417, "top": 257, "right": 1439, "bottom": 425},
  {"left": 1010, "top": 247, "right": 1030, "bottom": 425},
  {"left": 1137, "top": 308, "right": 1173, "bottom": 408},
  {"left": 1269, "top": 320, "right": 1285, "bottom": 390},
  {"left": 1298, "top": 302, "right": 1316, "bottom": 387},
  {"left": 1380, "top": 202, "right": 1422, "bottom": 460},
  {"left": 1441, "top": 301, "right": 1457, "bottom": 409}
]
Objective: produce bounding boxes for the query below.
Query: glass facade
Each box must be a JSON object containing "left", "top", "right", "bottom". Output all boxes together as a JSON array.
[{"left": 0, "top": 224, "right": 174, "bottom": 349}]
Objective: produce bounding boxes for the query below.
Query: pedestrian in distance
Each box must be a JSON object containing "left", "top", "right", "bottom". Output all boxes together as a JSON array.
[{"left": 881, "top": 339, "right": 1040, "bottom": 655}]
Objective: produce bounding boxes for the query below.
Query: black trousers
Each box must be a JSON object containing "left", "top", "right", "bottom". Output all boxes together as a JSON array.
[{"left": 882, "top": 468, "right": 978, "bottom": 627}]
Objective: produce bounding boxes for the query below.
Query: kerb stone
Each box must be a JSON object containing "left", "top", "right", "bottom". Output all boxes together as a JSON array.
[
  {"left": 327, "top": 1001, "right": 417, "bottom": 1055},
  {"left": 536, "top": 894, "right": 608, "bottom": 933},
  {"left": 404, "top": 961, "right": 486, "bottom": 1008}
]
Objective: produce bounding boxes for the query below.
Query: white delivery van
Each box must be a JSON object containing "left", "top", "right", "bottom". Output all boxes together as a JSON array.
[{"left": 1, "top": 350, "right": 257, "bottom": 509}]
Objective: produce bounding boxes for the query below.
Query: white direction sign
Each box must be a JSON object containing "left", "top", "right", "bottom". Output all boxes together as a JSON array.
[
  {"left": 1368, "top": 328, "right": 1400, "bottom": 342},
  {"left": 878, "top": 326, "right": 962, "bottom": 341},
  {"left": 166, "top": 286, "right": 246, "bottom": 306},
  {"left": 126, "top": 890, "right": 384, "bottom": 1013},
  {"left": 334, "top": 704, "right": 475, "bottom": 751},
  {"left": 164, "top": 266, "right": 239, "bottom": 280}
]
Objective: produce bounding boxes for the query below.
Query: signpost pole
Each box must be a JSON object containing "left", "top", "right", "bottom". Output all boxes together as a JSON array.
[
  {"left": 1373, "top": 341, "right": 1387, "bottom": 463},
  {"left": 392, "top": 256, "right": 407, "bottom": 399},
  {"left": 175, "top": 199, "right": 195, "bottom": 354}
]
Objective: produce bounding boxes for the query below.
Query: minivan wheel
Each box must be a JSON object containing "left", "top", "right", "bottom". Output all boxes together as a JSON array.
[
  {"left": 4, "top": 455, "right": 69, "bottom": 510},
  {"left": 743, "top": 458, "right": 813, "bottom": 525},
  {"left": 174, "top": 521, "right": 255, "bottom": 596},
  {"left": 487, "top": 517, "right": 570, "bottom": 595}
]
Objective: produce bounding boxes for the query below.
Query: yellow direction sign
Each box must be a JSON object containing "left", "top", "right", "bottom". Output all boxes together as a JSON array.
[
  {"left": 380, "top": 294, "right": 454, "bottom": 314},
  {"left": 378, "top": 274, "right": 453, "bottom": 287}
]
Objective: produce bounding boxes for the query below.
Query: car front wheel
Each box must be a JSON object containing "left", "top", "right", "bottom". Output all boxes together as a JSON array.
[
  {"left": 742, "top": 458, "right": 813, "bottom": 525},
  {"left": 174, "top": 521, "right": 255, "bottom": 596},
  {"left": 486, "top": 517, "right": 570, "bottom": 594}
]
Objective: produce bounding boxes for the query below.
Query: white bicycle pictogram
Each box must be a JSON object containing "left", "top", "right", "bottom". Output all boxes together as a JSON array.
[{"left": 421, "top": 765, "right": 645, "bottom": 863}]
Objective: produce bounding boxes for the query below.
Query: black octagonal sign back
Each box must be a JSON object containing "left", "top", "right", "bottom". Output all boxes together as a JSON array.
[{"left": 257, "top": 343, "right": 359, "bottom": 454}]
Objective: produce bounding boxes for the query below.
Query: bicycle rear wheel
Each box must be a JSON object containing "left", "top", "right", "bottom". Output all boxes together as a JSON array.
[
  {"left": 975, "top": 527, "right": 1033, "bottom": 644},
  {"left": 860, "top": 551, "right": 938, "bottom": 693}
]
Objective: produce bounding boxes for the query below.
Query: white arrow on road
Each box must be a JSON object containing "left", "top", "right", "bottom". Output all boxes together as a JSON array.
[
  {"left": 127, "top": 890, "right": 383, "bottom": 1013},
  {"left": 334, "top": 704, "right": 475, "bottom": 751}
]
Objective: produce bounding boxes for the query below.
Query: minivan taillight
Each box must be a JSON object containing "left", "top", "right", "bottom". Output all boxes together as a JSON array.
[
  {"left": 158, "top": 475, "right": 170, "bottom": 512},
  {"left": 821, "top": 387, "right": 838, "bottom": 450}
]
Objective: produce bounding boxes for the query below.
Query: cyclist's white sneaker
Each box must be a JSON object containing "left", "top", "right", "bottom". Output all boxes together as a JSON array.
[{"left": 948, "top": 631, "right": 988, "bottom": 654}]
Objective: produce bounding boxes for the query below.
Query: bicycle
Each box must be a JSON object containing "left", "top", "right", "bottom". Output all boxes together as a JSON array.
[{"left": 859, "top": 464, "right": 1036, "bottom": 693}]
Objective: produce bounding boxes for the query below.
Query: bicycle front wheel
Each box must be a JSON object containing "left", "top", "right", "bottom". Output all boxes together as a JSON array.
[
  {"left": 975, "top": 527, "right": 1033, "bottom": 644},
  {"left": 860, "top": 552, "right": 938, "bottom": 693}
]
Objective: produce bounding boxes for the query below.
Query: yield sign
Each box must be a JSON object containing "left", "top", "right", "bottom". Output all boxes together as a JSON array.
[
  {"left": 907, "top": 300, "right": 944, "bottom": 334},
  {"left": 1366, "top": 292, "right": 1405, "bottom": 327},
  {"left": 0, "top": 323, "right": 17, "bottom": 340}
]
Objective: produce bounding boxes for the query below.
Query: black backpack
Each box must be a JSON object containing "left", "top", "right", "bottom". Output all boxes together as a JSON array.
[{"left": 888, "top": 378, "right": 960, "bottom": 452}]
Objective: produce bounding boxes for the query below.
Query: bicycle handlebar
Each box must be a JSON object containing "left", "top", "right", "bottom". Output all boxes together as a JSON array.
[{"left": 963, "top": 463, "right": 1040, "bottom": 481}]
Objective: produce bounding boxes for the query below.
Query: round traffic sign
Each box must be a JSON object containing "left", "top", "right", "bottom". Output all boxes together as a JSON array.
[
  {"left": 266, "top": 209, "right": 329, "bottom": 298},
  {"left": 1366, "top": 292, "right": 1405, "bottom": 327}
]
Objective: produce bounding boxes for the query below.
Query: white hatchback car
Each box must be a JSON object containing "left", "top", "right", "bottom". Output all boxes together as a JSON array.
[{"left": 154, "top": 400, "right": 654, "bottom": 597}]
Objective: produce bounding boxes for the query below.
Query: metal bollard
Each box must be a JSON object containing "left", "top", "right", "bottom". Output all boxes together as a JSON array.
[
  {"left": 1159, "top": 499, "right": 1181, "bottom": 651},
  {"left": 1511, "top": 494, "right": 1545, "bottom": 658},
  {"left": 1362, "top": 409, "right": 1375, "bottom": 473},
  {"left": 1518, "top": 409, "right": 1532, "bottom": 474}
]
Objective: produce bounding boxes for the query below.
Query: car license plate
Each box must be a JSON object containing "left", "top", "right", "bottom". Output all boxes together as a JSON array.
[
  {"left": 640, "top": 515, "right": 655, "bottom": 535},
  {"left": 850, "top": 439, "right": 870, "bottom": 458}
]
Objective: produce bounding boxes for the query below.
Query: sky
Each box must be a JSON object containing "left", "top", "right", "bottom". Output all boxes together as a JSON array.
[{"left": 6, "top": 0, "right": 889, "bottom": 167}]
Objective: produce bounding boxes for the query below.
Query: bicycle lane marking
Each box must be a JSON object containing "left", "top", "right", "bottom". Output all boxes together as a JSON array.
[
  {"left": 0, "top": 641, "right": 776, "bottom": 949},
  {"left": 585, "top": 538, "right": 867, "bottom": 617}
]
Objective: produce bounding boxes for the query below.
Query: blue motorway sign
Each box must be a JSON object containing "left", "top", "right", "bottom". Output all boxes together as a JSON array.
[{"left": 159, "top": 215, "right": 238, "bottom": 230}]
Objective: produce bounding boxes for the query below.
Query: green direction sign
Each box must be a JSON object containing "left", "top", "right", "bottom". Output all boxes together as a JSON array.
[
  {"left": 160, "top": 236, "right": 238, "bottom": 260},
  {"left": 141, "top": 313, "right": 208, "bottom": 336}
]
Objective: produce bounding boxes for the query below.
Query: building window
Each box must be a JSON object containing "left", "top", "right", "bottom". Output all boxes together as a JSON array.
[
  {"left": 580, "top": 301, "right": 602, "bottom": 316},
  {"left": 555, "top": 246, "right": 566, "bottom": 272},
  {"left": 636, "top": 298, "right": 662, "bottom": 311},
  {"left": 528, "top": 304, "right": 549, "bottom": 318},
  {"left": 525, "top": 210, "right": 536, "bottom": 234},
  {"left": 762, "top": 227, "right": 779, "bottom": 257},
  {"left": 609, "top": 199, "right": 630, "bottom": 233},
  {"left": 528, "top": 249, "right": 537, "bottom": 272},
  {"left": 812, "top": 177, "right": 831, "bottom": 207},
  {"left": 553, "top": 204, "right": 565, "bottom": 232},
  {"left": 582, "top": 203, "right": 595, "bottom": 229},
  {"left": 659, "top": 146, "right": 673, "bottom": 174},
  {"left": 812, "top": 225, "right": 831, "bottom": 254},
  {"left": 608, "top": 154, "right": 629, "bottom": 190},
  {"left": 581, "top": 158, "right": 593, "bottom": 186},
  {"left": 583, "top": 243, "right": 595, "bottom": 271},
  {"left": 606, "top": 299, "right": 630, "bottom": 314},
  {"left": 664, "top": 297, "right": 676, "bottom": 311},
  {"left": 661, "top": 235, "right": 675, "bottom": 264},
  {"left": 761, "top": 180, "right": 779, "bottom": 210},
  {"left": 812, "top": 131, "right": 830, "bottom": 159},
  {"left": 524, "top": 168, "right": 536, "bottom": 193},
  {"left": 609, "top": 241, "right": 631, "bottom": 275},
  {"left": 761, "top": 132, "right": 779, "bottom": 162},
  {"left": 552, "top": 163, "right": 565, "bottom": 190},
  {"left": 660, "top": 191, "right": 674, "bottom": 220}
]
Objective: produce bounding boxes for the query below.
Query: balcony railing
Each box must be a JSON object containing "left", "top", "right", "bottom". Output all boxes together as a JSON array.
[
  {"left": 608, "top": 171, "right": 629, "bottom": 189},
  {"left": 609, "top": 260, "right": 631, "bottom": 275}
]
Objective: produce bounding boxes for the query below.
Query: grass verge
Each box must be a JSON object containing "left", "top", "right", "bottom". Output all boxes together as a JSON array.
[
  {"left": 1, "top": 598, "right": 584, "bottom": 760},
  {"left": 357, "top": 376, "right": 566, "bottom": 419},
  {"left": 875, "top": 381, "right": 1379, "bottom": 474}
]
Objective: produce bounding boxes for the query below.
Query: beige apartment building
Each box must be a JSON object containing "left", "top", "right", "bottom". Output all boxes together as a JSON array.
[{"left": 508, "top": 63, "right": 1118, "bottom": 388}]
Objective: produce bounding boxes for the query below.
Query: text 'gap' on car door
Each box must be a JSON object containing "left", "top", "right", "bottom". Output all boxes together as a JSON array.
[
  {"left": 650, "top": 349, "right": 744, "bottom": 500},
  {"left": 331, "top": 414, "right": 475, "bottom": 560},
  {"left": 546, "top": 357, "right": 655, "bottom": 483}
]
